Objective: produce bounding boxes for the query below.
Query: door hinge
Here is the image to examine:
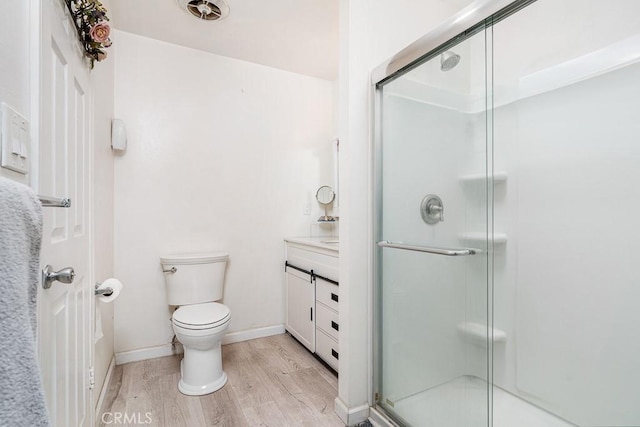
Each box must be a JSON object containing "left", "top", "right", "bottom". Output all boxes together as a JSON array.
[
  {"left": 88, "top": 366, "right": 95, "bottom": 390},
  {"left": 374, "top": 392, "right": 380, "bottom": 403}
]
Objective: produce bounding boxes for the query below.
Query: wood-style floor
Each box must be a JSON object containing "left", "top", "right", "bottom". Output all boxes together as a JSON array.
[{"left": 99, "top": 333, "right": 344, "bottom": 427}]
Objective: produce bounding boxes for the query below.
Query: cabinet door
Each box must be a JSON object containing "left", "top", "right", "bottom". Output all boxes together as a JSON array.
[{"left": 285, "top": 268, "right": 315, "bottom": 352}]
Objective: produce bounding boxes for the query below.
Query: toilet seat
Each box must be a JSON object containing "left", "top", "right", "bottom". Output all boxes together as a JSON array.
[{"left": 173, "top": 302, "right": 230, "bottom": 330}]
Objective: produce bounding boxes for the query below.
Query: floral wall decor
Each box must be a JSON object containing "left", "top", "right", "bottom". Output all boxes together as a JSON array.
[{"left": 64, "top": 0, "right": 112, "bottom": 68}]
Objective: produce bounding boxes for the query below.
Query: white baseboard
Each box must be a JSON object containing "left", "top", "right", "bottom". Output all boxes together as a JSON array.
[
  {"left": 221, "top": 324, "right": 285, "bottom": 345},
  {"left": 115, "top": 324, "right": 285, "bottom": 365},
  {"left": 334, "top": 397, "right": 370, "bottom": 426},
  {"left": 95, "top": 356, "right": 116, "bottom": 422},
  {"left": 115, "top": 343, "right": 183, "bottom": 365}
]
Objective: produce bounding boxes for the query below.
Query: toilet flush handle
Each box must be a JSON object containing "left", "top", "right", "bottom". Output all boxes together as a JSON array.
[{"left": 163, "top": 267, "right": 177, "bottom": 274}]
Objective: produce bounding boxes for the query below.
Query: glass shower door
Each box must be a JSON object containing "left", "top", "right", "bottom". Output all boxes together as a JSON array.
[{"left": 374, "top": 28, "right": 492, "bottom": 427}]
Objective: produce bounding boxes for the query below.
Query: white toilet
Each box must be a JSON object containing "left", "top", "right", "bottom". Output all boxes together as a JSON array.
[{"left": 160, "top": 252, "right": 231, "bottom": 396}]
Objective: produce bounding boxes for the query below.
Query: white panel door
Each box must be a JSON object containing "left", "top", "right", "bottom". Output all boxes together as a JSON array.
[{"left": 37, "top": 0, "right": 93, "bottom": 426}]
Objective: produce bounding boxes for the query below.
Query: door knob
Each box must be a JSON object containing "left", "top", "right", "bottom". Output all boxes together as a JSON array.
[{"left": 42, "top": 265, "right": 75, "bottom": 289}]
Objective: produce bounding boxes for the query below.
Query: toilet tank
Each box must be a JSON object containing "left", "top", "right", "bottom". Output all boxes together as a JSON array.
[{"left": 160, "top": 252, "right": 228, "bottom": 306}]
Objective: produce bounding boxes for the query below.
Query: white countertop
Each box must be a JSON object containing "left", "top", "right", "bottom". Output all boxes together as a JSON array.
[{"left": 284, "top": 236, "right": 339, "bottom": 252}]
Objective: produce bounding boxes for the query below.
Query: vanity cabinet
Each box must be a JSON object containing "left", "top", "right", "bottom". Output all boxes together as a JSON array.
[{"left": 285, "top": 238, "right": 339, "bottom": 371}]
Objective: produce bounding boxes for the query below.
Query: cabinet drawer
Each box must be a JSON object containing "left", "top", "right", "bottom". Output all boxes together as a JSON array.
[
  {"left": 316, "top": 302, "right": 339, "bottom": 341},
  {"left": 316, "top": 277, "right": 339, "bottom": 312},
  {"left": 315, "top": 328, "right": 339, "bottom": 372},
  {"left": 287, "top": 244, "right": 338, "bottom": 281}
]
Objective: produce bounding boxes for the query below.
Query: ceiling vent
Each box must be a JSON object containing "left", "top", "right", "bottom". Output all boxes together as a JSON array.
[{"left": 177, "top": 0, "right": 230, "bottom": 21}]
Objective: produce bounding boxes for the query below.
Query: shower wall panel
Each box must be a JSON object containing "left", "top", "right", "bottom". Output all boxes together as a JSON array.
[
  {"left": 492, "top": 1, "right": 640, "bottom": 425},
  {"left": 380, "top": 95, "right": 467, "bottom": 402},
  {"left": 494, "top": 62, "right": 640, "bottom": 427}
]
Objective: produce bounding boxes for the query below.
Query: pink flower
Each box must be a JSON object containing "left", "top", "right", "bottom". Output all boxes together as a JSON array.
[{"left": 90, "top": 22, "right": 111, "bottom": 43}]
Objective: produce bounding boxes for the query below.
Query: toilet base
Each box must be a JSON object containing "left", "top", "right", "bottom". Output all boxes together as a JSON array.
[
  {"left": 177, "top": 342, "right": 227, "bottom": 396},
  {"left": 178, "top": 366, "right": 227, "bottom": 396}
]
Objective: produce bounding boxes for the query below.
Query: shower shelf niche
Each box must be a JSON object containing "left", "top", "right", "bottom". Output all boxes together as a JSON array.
[
  {"left": 459, "top": 171, "right": 508, "bottom": 184},
  {"left": 459, "top": 232, "right": 507, "bottom": 244},
  {"left": 457, "top": 322, "right": 507, "bottom": 346}
]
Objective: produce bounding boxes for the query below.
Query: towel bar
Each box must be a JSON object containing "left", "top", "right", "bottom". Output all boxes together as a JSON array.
[
  {"left": 377, "top": 240, "right": 477, "bottom": 256},
  {"left": 38, "top": 195, "right": 71, "bottom": 208}
]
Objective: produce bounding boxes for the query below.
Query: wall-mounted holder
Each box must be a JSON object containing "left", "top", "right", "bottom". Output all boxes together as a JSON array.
[
  {"left": 111, "top": 118, "right": 127, "bottom": 152},
  {"left": 421, "top": 194, "right": 444, "bottom": 224},
  {"left": 94, "top": 283, "right": 113, "bottom": 297},
  {"left": 94, "top": 278, "right": 123, "bottom": 303}
]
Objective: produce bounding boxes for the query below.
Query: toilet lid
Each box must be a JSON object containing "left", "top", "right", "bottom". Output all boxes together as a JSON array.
[{"left": 173, "top": 302, "right": 230, "bottom": 329}]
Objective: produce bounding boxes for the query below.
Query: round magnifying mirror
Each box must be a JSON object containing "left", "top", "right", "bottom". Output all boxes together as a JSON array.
[
  {"left": 316, "top": 186, "right": 336, "bottom": 222},
  {"left": 316, "top": 186, "right": 335, "bottom": 205}
]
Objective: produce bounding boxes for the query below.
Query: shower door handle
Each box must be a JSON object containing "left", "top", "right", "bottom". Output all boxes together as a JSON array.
[{"left": 377, "top": 241, "right": 477, "bottom": 256}]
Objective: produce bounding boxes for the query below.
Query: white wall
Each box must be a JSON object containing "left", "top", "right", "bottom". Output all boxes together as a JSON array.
[
  {"left": 113, "top": 31, "right": 335, "bottom": 355},
  {"left": 337, "top": 0, "right": 472, "bottom": 421},
  {"left": 0, "top": 0, "right": 31, "bottom": 185}
]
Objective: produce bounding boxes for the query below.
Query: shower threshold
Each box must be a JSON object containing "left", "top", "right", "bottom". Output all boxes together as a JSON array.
[{"left": 389, "top": 376, "right": 575, "bottom": 427}]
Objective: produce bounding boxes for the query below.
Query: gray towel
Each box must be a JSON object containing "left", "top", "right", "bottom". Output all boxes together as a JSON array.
[{"left": 0, "top": 177, "right": 50, "bottom": 426}]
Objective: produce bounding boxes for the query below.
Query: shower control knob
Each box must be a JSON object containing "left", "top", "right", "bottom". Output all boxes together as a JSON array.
[
  {"left": 42, "top": 265, "right": 75, "bottom": 289},
  {"left": 429, "top": 204, "right": 444, "bottom": 220},
  {"left": 421, "top": 194, "right": 444, "bottom": 224}
]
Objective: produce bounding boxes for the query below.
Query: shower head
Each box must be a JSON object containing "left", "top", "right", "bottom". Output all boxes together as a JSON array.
[{"left": 440, "top": 51, "right": 461, "bottom": 71}]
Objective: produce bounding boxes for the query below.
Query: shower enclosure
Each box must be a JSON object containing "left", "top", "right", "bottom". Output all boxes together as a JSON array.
[{"left": 372, "top": 1, "right": 640, "bottom": 426}]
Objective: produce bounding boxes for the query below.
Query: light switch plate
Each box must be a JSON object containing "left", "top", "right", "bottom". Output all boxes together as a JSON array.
[{"left": 1, "top": 103, "right": 30, "bottom": 174}]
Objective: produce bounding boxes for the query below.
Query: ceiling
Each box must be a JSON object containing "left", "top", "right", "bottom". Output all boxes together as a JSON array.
[{"left": 109, "top": 0, "right": 339, "bottom": 80}]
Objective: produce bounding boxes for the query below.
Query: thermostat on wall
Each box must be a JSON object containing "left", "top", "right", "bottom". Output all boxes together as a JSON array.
[{"left": 0, "top": 103, "right": 30, "bottom": 175}]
